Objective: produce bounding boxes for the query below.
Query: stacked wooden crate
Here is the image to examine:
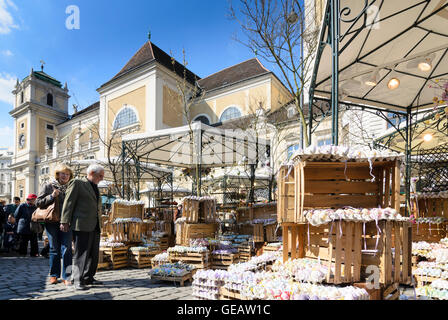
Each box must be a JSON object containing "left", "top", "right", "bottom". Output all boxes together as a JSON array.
[
  {"left": 129, "top": 247, "right": 161, "bottom": 269},
  {"left": 412, "top": 222, "right": 447, "bottom": 242},
  {"left": 180, "top": 197, "right": 218, "bottom": 245},
  {"left": 109, "top": 201, "right": 145, "bottom": 244},
  {"left": 169, "top": 251, "right": 210, "bottom": 269},
  {"left": 100, "top": 245, "right": 129, "bottom": 269},
  {"left": 236, "top": 203, "right": 277, "bottom": 243},
  {"left": 278, "top": 158, "right": 409, "bottom": 296},
  {"left": 238, "top": 243, "right": 252, "bottom": 262},
  {"left": 211, "top": 253, "right": 239, "bottom": 270}
]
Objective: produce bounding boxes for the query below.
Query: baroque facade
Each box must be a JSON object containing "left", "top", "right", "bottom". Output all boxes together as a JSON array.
[{"left": 9, "top": 41, "right": 294, "bottom": 200}]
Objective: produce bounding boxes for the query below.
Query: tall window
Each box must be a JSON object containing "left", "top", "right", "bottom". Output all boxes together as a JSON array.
[
  {"left": 46, "top": 137, "right": 54, "bottom": 150},
  {"left": 113, "top": 107, "right": 138, "bottom": 130},
  {"left": 287, "top": 144, "right": 300, "bottom": 160},
  {"left": 193, "top": 115, "right": 210, "bottom": 125},
  {"left": 20, "top": 91, "right": 24, "bottom": 104},
  {"left": 386, "top": 112, "right": 405, "bottom": 129},
  {"left": 46, "top": 93, "right": 53, "bottom": 106},
  {"left": 220, "top": 107, "right": 242, "bottom": 122}
]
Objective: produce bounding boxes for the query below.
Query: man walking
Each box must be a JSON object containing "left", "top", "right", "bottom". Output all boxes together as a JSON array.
[{"left": 60, "top": 164, "right": 104, "bottom": 291}]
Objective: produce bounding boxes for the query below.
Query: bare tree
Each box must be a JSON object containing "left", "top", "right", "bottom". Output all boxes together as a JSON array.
[
  {"left": 229, "top": 0, "right": 319, "bottom": 146},
  {"left": 168, "top": 49, "right": 205, "bottom": 196}
]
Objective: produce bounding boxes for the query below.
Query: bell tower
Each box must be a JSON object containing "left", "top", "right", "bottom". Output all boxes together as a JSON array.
[{"left": 9, "top": 65, "right": 70, "bottom": 199}]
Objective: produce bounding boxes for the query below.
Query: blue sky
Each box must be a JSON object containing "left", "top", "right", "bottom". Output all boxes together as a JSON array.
[{"left": 0, "top": 0, "right": 270, "bottom": 148}]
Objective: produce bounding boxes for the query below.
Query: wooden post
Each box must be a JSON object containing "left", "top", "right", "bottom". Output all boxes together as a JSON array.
[
  {"left": 344, "top": 222, "right": 353, "bottom": 283},
  {"left": 394, "top": 222, "right": 402, "bottom": 283}
]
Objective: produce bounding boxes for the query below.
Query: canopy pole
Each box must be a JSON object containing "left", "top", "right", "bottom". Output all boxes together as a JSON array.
[
  {"left": 404, "top": 110, "right": 412, "bottom": 217},
  {"left": 330, "top": 0, "right": 340, "bottom": 146},
  {"left": 121, "top": 141, "right": 126, "bottom": 199}
]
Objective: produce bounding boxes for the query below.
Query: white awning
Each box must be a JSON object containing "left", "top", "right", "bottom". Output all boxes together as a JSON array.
[
  {"left": 122, "top": 121, "right": 270, "bottom": 168},
  {"left": 312, "top": 0, "right": 448, "bottom": 113},
  {"left": 70, "top": 157, "right": 172, "bottom": 181}
]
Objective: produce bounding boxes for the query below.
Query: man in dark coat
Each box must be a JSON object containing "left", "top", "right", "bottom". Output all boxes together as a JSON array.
[
  {"left": 14, "top": 194, "right": 38, "bottom": 256},
  {"left": 60, "top": 164, "right": 104, "bottom": 291}
]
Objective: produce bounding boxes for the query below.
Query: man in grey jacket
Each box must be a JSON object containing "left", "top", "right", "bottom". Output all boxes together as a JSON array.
[{"left": 60, "top": 164, "right": 104, "bottom": 291}]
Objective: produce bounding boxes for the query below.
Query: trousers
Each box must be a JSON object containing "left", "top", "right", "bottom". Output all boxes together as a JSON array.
[{"left": 72, "top": 229, "right": 100, "bottom": 285}]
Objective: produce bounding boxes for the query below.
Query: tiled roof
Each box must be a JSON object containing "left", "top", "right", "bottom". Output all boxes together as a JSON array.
[
  {"left": 101, "top": 41, "right": 200, "bottom": 88},
  {"left": 197, "top": 58, "right": 270, "bottom": 92}
]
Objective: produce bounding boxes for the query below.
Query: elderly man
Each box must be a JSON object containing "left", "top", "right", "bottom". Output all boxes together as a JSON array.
[{"left": 60, "top": 164, "right": 104, "bottom": 291}]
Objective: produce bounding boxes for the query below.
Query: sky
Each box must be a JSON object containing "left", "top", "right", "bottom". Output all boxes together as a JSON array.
[{"left": 0, "top": 0, "right": 276, "bottom": 149}]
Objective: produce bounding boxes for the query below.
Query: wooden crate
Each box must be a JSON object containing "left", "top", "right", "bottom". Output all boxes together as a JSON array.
[
  {"left": 212, "top": 253, "right": 239, "bottom": 269},
  {"left": 220, "top": 287, "right": 242, "bottom": 300},
  {"left": 262, "top": 243, "right": 282, "bottom": 254},
  {"left": 412, "top": 222, "right": 447, "bottom": 242},
  {"left": 183, "top": 198, "right": 217, "bottom": 223},
  {"left": 141, "top": 221, "right": 154, "bottom": 237},
  {"left": 277, "top": 160, "right": 401, "bottom": 224},
  {"left": 413, "top": 197, "right": 448, "bottom": 218},
  {"left": 169, "top": 251, "right": 210, "bottom": 269},
  {"left": 100, "top": 245, "right": 129, "bottom": 269},
  {"left": 155, "top": 221, "right": 172, "bottom": 236},
  {"left": 152, "top": 235, "right": 169, "bottom": 251},
  {"left": 265, "top": 223, "right": 277, "bottom": 242},
  {"left": 111, "top": 222, "right": 144, "bottom": 243},
  {"left": 129, "top": 248, "right": 161, "bottom": 269},
  {"left": 111, "top": 202, "right": 144, "bottom": 221},
  {"left": 239, "top": 224, "right": 264, "bottom": 243},
  {"left": 361, "top": 220, "right": 412, "bottom": 285},
  {"left": 150, "top": 273, "right": 192, "bottom": 287},
  {"left": 238, "top": 244, "right": 252, "bottom": 262},
  {"left": 236, "top": 203, "right": 277, "bottom": 224},
  {"left": 353, "top": 282, "right": 400, "bottom": 300},
  {"left": 182, "top": 223, "right": 218, "bottom": 245},
  {"left": 97, "top": 262, "right": 110, "bottom": 270},
  {"left": 283, "top": 221, "right": 362, "bottom": 284}
]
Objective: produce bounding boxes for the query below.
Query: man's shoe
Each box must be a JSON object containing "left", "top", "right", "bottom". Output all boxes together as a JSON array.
[
  {"left": 73, "top": 283, "right": 88, "bottom": 291},
  {"left": 85, "top": 278, "right": 103, "bottom": 285},
  {"left": 49, "top": 277, "right": 58, "bottom": 285}
]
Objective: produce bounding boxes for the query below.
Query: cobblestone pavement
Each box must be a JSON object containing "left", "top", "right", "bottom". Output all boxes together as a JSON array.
[
  {"left": 0, "top": 242, "right": 194, "bottom": 300},
  {"left": 0, "top": 242, "right": 421, "bottom": 301}
]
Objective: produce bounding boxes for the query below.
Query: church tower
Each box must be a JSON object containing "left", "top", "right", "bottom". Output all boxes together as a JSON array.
[{"left": 9, "top": 65, "right": 70, "bottom": 199}]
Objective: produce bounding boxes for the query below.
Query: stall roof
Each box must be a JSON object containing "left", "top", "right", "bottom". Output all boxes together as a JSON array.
[
  {"left": 312, "top": 0, "right": 448, "bottom": 113},
  {"left": 374, "top": 108, "right": 448, "bottom": 154},
  {"left": 139, "top": 183, "right": 191, "bottom": 194},
  {"left": 70, "top": 157, "right": 172, "bottom": 181},
  {"left": 122, "top": 121, "right": 270, "bottom": 169}
]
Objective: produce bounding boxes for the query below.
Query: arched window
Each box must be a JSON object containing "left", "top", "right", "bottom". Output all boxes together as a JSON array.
[
  {"left": 193, "top": 115, "right": 210, "bottom": 125},
  {"left": 220, "top": 106, "right": 242, "bottom": 122},
  {"left": 46, "top": 93, "right": 53, "bottom": 106},
  {"left": 113, "top": 106, "right": 138, "bottom": 130}
]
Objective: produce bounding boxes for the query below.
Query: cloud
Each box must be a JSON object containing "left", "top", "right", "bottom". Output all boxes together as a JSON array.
[
  {"left": 0, "top": 0, "right": 18, "bottom": 34},
  {"left": 0, "top": 72, "right": 16, "bottom": 105},
  {"left": 2, "top": 49, "right": 12, "bottom": 56}
]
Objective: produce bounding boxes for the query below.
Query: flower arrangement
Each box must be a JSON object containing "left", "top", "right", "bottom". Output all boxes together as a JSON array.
[
  {"left": 113, "top": 199, "right": 145, "bottom": 206},
  {"left": 167, "top": 245, "right": 208, "bottom": 254},
  {"left": 112, "top": 217, "right": 143, "bottom": 224}
]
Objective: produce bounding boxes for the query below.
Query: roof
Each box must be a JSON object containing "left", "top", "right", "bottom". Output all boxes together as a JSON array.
[
  {"left": 197, "top": 58, "right": 271, "bottom": 92},
  {"left": 59, "top": 101, "right": 99, "bottom": 125},
  {"left": 311, "top": 0, "right": 448, "bottom": 113},
  {"left": 101, "top": 41, "right": 201, "bottom": 89},
  {"left": 23, "top": 70, "right": 62, "bottom": 88}
]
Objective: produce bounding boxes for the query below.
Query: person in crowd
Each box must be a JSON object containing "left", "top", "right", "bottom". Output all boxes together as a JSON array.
[
  {"left": 36, "top": 164, "right": 74, "bottom": 286},
  {"left": 3, "top": 214, "right": 17, "bottom": 253},
  {"left": 0, "top": 200, "right": 6, "bottom": 250},
  {"left": 60, "top": 164, "right": 104, "bottom": 291},
  {"left": 6, "top": 197, "right": 21, "bottom": 216},
  {"left": 14, "top": 194, "right": 38, "bottom": 257},
  {"left": 174, "top": 204, "right": 182, "bottom": 222}
]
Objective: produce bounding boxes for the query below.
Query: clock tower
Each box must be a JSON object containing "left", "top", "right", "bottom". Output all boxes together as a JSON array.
[{"left": 9, "top": 67, "right": 69, "bottom": 200}]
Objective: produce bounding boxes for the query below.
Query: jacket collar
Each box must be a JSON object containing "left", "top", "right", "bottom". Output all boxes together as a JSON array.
[{"left": 82, "top": 177, "right": 98, "bottom": 200}]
